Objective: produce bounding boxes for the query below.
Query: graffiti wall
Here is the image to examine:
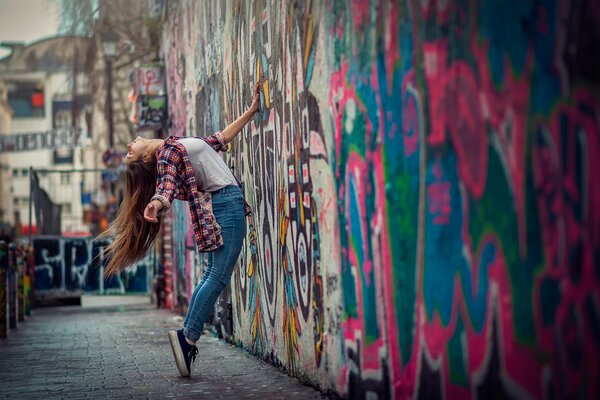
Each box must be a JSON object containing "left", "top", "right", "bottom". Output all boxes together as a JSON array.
[
  {"left": 163, "top": 0, "right": 600, "bottom": 398},
  {"left": 33, "top": 237, "right": 152, "bottom": 295}
]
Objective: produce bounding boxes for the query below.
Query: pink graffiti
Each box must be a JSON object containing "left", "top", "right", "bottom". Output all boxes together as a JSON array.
[
  {"left": 402, "top": 72, "right": 420, "bottom": 157},
  {"left": 331, "top": 43, "right": 417, "bottom": 394},
  {"left": 427, "top": 174, "right": 451, "bottom": 226},
  {"left": 330, "top": 60, "right": 393, "bottom": 386},
  {"left": 416, "top": 0, "right": 452, "bottom": 23},
  {"left": 373, "top": 148, "right": 407, "bottom": 396},
  {"left": 383, "top": 2, "right": 400, "bottom": 95},
  {"left": 530, "top": 92, "right": 600, "bottom": 397},
  {"left": 351, "top": 0, "right": 371, "bottom": 32},
  {"left": 144, "top": 70, "right": 156, "bottom": 95},
  {"left": 423, "top": 42, "right": 487, "bottom": 200},
  {"left": 472, "top": 41, "right": 532, "bottom": 258}
]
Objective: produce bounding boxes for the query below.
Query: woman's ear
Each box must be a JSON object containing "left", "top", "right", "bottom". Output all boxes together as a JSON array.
[{"left": 142, "top": 152, "right": 153, "bottom": 164}]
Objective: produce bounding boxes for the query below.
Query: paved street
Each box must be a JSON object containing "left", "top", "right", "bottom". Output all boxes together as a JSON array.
[{"left": 0, "top": 303, "right": 331, "bottom": 399}]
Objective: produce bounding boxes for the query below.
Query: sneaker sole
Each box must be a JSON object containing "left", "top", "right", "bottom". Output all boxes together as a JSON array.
[{"left": 168, "top": 330, "right": 190, "bottom": 377}]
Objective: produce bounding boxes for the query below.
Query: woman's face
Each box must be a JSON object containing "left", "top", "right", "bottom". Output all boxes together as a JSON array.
[{"left": 126, "top": 136, "right": 150, "bottom": 164}]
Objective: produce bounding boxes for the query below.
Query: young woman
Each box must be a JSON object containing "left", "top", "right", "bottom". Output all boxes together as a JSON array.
[{"left": 99, "top": 82, "right": 260, "bottom": 378}]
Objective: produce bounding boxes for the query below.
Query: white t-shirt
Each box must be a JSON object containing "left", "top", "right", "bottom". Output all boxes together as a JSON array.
[{"left": 178, "top": 137, "right": 238, "bottom": 192}]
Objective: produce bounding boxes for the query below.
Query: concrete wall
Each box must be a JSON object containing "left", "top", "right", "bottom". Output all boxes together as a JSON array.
[{"left": 162, "top": 1, "right": 600, "bottom": 398}]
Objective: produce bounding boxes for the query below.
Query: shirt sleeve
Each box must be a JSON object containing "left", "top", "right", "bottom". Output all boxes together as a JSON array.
[
  {"left": 151, "top": 145, "right": 181, "bottom": 212},
  {"left": 201, "top": 131, "right": 228, "bottom": 153}
]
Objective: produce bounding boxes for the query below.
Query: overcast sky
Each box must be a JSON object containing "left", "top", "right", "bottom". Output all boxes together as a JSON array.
[{"left": 0, "top": 0, "right": 61, "bottom": 59}]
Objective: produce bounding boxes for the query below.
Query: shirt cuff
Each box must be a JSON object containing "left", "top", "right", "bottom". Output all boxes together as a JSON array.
[
  {"left": 215, "top": 131, "right": 227, "bottom": 151},
  {"left": 151, "top": 194, "right": 171, "bottom": 214}
]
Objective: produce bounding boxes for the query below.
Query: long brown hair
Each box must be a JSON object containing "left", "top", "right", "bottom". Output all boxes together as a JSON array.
[{"left": 98, "top": 156, "right": 160, "bottom": 277}]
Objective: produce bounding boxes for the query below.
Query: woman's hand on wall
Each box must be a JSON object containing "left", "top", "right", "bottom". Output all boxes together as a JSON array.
[
  {"left": 249, "top": 81, "right": 261, "bottom": 114},
  {"left": 222, "top": 81, "right": 262, "bottom": 143}
]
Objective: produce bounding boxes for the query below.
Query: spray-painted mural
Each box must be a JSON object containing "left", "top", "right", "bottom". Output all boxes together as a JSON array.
[
  {"left": 163, "top": 0, "right": 600, "bottom": 398},
  {"left": 33, "top": 237, "right": 152, "bottom": 295}
]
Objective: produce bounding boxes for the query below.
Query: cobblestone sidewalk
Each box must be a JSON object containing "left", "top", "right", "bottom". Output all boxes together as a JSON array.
[{"left": 0, "top": 303, "right": 332, "bottom": 399}]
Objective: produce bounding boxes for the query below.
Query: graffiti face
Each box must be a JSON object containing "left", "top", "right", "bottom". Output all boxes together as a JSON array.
[{"left": 163, "top": 0, "right": 600, "bottom": 398}]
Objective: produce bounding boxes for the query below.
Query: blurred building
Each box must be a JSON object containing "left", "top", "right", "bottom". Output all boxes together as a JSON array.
[
  {"left": 0, "top": 37, "right": 92, "bottom": 235},
  {"left": 78, "top": 0, "right": 166, "bottom": 233},
  {"left": 0, "top": 78, "right": 15, "bottom": 239},
  {"left": 0, "top": 1, "right": 165, "bottom": 238}
]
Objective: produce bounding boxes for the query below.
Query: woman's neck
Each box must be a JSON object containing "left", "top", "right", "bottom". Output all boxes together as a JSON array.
[{"left": 148, "top": 139, "right": 164, "bottom": 154}]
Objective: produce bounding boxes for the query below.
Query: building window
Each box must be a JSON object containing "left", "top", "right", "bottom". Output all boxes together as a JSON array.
[
  {"left": 60, "top": 172, "right": 71, "bottom": 185},
  {"left": 54, "top": 110, "right": 71, "bottom": 128},
  {"left": 62, "top": 203, "right": 72, "bottom": 214},
  {"left": 6, "top": 81, "right": 45, "bottom": 118},
  {"left": 13, "top": 197, "right": 29, "bottom": 206},
  {"left": 11, "top": 169, "right": 30, "bottom": 178}
]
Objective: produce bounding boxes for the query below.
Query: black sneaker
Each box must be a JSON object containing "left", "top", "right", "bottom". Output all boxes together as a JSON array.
[{"left": 168, "top": 329, "right": 198, "bottom": 377}]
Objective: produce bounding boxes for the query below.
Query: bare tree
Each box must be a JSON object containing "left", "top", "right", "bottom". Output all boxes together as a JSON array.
[{"left": 59, "top": 0, "right": 163, "bottom": 147}]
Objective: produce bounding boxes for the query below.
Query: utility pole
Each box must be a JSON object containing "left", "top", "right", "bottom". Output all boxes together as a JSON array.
[
  {"left": 71, "top": 48, "right": 79, "bottom": 131},
  {"left": 106, "top": 57, "right": 114, "bottom": 148},
  {"left": 101, "top": 34, "right": 118, "bottom": 225},
  {"left": 28, "top": 167, "right": 32, "bottom": 248},
  {"left": 102, "top": 34, "right": 117, "bottom": 149}
]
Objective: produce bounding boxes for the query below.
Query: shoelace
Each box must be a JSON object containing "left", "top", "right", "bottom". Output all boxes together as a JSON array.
[{"left": 188, "top": 346, "right": 198, "bottom": 364}]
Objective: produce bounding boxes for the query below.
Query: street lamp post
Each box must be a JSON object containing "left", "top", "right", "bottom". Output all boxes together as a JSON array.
[
  {"left": 106, "top": 58, "right": 114, "bottom": 148},
  {"left": 101, "top": 37, "right": 117, "bottom": 149},
  {"left": 101, "top": 36, "right": 118, "bottom": 223}
]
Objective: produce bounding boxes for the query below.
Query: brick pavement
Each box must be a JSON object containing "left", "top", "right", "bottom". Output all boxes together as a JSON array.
[{"left": 0, "top": 303, "right": 333, "bottom": 399}]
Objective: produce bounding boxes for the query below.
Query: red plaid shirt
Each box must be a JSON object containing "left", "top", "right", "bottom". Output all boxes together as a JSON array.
[{"left": 151, "top": 132, "right": 249, "bottom": 252}]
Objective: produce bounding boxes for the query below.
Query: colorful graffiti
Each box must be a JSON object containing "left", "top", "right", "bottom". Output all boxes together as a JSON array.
[
  {"left": 163, "top": 0, "right": 600, "bottom": 398},
  {"left": 171, "top": 201, "right": 197, "bottom": 315},
  {"left": 33, "top": 237, "right": 152, "bottom": 295},
  {"left": 0, "top": 242, "right": 31, "bottom": 337},
  {"left": 0, "top": 243, "right": 8, "bottom": 338},
  {"left": 164, "top": 0, "right": 334, "bottom": 381}
]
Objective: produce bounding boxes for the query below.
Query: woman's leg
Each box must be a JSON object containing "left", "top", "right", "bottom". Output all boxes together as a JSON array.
[
  {"left": 183, "top": 187, "right": 245, "bottom": 341},
  {"left": 183, "top": 252, "right": 213, "bottom": 328}
]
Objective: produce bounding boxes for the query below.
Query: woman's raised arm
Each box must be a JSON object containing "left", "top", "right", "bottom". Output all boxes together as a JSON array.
[{"left": 220, "top": 81, "right": 261, "bottom": 144}]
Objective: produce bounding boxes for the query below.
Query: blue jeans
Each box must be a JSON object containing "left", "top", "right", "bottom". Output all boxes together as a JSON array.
[{"left": 183, "top": 185, "right": 246, "bottom": 341}]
